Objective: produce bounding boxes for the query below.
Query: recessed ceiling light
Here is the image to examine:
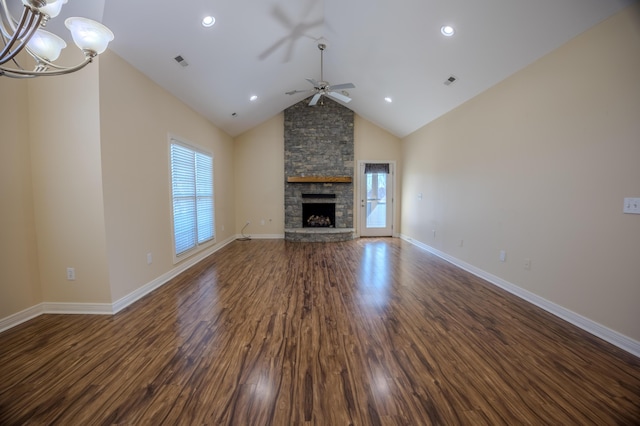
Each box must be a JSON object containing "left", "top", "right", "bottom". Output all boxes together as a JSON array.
[
  {"left": 250, "top": 95, "right": 258, "bottom": 101},
  {"left": 441, "top": 25, "right": 455, "bottom": 36},
  {"left": 202, "top": 16, "right": 215, "bottom": 27},
  {"left": 384, "top": 97, "right": 393, "bottom": 103}
]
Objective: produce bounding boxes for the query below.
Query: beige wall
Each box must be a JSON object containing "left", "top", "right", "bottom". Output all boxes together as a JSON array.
[
  {"left": 354, "top": 116, "right": 402, "bottom": 234},
  {"left": 99, "top": 51, "right": 236, "bottom": 302},
  {"left": 0, "top": 79, "right": 42, "bottom": 318},
  {"left": 401, "top": 5, "right": 640, "bottom": 341},
  {"left": 28, "top": 65, "right": 112, "bottom": 304},
  {"left": 234, "top": 114, "right": 285, "bottom": 235},
  {"left": 0, "top": 50, "right": 237, "bottom": 320}
]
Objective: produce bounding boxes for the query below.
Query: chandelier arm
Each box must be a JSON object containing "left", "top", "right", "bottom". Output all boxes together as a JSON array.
[
  {"left": 0, "top": 55, "right": 93, "bottom": 78},
  {"left": 25, "top": 49, "right": 83, "bottom": 70},
  {"left": 0, "top": 0, "right": 17, "bottom": 36},
  {"left": 0, "top": 7, "right": 41, "bottom": 65},
  {"left": 0, "top": 6, "right": 31, "bottom": 61}
]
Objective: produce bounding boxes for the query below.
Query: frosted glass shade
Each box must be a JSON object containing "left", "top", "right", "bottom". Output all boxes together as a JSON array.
[
  {"left": 39, "top": 0, "right": 67, "bottom": 18},
  {"left": 64, "top": 17, "right": 114, "bottom": 55},
  {"left": 27, "top": 28, "right": 66, "bottom": 61},
  {"left": 21, "top": 0, "right": 58, "bottom": 7}
]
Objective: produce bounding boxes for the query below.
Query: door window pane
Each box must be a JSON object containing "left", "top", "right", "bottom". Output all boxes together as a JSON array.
[{"left": 366, "top": 173, "right": 387, "bottom": 228}]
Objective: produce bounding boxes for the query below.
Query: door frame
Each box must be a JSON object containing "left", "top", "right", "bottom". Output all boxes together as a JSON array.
[{"left": 357, "top": 160, "right": 396, "bottom": 237}]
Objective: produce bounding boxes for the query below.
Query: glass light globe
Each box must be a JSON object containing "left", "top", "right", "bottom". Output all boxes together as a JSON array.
[
  {"left": 64, "top": 17, "right": 114, "bottom": 55},
  {"left": 39, "top": 0, "right": 67, "bottom": 18},
  {"left": 21, "top": 0, "right": 58, "bottom": 9},
  {"left": 21, "top": 0, "right": 52, "bottom": 5},
  {"left": 27, "top": 28, "right": 66, "bottom": 61}
]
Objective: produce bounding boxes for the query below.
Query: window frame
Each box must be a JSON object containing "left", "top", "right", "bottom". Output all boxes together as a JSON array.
[{"left": 169, "top": 136, "right": 215, "bottom": 262}]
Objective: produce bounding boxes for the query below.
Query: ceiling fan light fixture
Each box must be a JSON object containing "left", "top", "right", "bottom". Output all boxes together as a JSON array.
[
  {"left": 202, "top": 16, "right": 215, "bottom": 27},
  {"left": 285, "top": 43, "right": 355, "bottom": 106},
  {"left": 441, "top": 25, "right": 455, "bottom": 37}
]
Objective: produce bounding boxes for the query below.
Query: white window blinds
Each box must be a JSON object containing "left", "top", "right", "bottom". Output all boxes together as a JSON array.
[{"left": 170, "top": 140, "right": 214, "bottom": 257}]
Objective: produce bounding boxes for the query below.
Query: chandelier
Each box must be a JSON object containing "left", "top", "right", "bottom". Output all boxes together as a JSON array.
[{"left": 0, "top": 0, "right": 113, "bottom": 78}]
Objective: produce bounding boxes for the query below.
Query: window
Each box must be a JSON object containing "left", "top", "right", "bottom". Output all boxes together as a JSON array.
[{"left": 170, "top": 139, "right": 214, "bottom": 258}]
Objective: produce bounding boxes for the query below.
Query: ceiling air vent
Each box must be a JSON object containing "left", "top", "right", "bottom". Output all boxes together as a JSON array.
[
  {"left": 444, "top": 75, "right": 457, "bottom": 86},
  {"left": 174, "top": 55, "right": 189, "bottom": 67}
]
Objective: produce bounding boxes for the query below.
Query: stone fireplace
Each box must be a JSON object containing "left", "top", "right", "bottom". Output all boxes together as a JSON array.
[{"left": 284, "top": 97, "right": 355, "bottom": 242}]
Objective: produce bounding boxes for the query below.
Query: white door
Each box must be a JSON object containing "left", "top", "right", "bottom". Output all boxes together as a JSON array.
[{"left": 359, "top": 162, "right": 394, "bottom": 237}]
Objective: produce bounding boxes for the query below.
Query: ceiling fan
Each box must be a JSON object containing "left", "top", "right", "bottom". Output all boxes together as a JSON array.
[{"left": 286, "top": 43, "right": 355, "bottom": 106}]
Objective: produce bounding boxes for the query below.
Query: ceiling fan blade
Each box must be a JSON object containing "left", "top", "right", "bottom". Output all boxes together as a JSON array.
[
  {"left": 309, "top": 93, "right": 322, "bottom": 106},
  {"left": 286, "top": 89, "right": 311, "bottom": 95},
  {"left": 328, "top": 83, "right": 355, "bottom": 91},
  {"left": 327, "top": 91, "right": 351, "bottom": 103},
  {"left": 306, "top": 78, "right": 320, "bottom": 87},
  {"left": 271, "top": 5, "right": 295, "bottom": 30}
]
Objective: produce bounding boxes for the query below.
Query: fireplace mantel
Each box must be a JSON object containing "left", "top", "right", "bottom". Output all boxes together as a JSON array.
[{"left": 287, "top": 176, "right": 352, "bottom": 183}]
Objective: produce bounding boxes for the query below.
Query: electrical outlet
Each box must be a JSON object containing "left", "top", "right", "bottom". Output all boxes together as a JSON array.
[
  {"left": 66, "top": 267, "right": 75, "bottom": 281},
  {"left": 432, "top": 229, "right": 436, "bottom": 238},
  {"left": 147, "top": 252, "right": 152, "bottom": 265},
  {"left": 260, "top": 219, "right": 265, "bottom": 225},
  {"left": 459, "top": 239, "right": 464, "bottom": 247},
  {"left": 499, "top": 250, "right": 506, "bottom": 262}
]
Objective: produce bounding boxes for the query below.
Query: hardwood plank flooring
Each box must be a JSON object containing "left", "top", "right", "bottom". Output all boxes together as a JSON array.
[{"left": 0, "top": 238, "right": 638, "bottom": 424}]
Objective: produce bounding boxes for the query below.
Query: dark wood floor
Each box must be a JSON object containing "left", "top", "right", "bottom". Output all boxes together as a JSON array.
[{"left": 0, "top": 239, "right": 639, "bottom": 425}]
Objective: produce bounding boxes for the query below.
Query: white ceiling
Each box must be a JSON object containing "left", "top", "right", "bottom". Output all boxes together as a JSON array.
[{"left": 43, "top": 0, "right": 634, "bottom": 138}]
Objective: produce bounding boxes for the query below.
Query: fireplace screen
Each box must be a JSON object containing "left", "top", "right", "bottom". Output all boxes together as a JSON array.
[{"left": 302, "top": 203, "right": 335, "bottom": 227}]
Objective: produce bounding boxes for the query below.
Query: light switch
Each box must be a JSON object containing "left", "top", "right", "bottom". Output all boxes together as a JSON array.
[{"left": 623, "top": 197, "right": 640, "bottom": 214}]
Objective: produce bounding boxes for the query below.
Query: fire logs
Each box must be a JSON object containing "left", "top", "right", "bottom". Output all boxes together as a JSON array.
[{"left": 306, "top": 215, "right": 332, "bottom": 227}]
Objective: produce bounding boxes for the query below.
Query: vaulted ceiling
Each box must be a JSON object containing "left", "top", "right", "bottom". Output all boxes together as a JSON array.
[{"left": 44, "top": 0, "right": 633, "bottom": 138}]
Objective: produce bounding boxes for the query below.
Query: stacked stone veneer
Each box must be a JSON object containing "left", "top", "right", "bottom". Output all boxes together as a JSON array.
[{"left": 284, "top": 97, "right": 354, "bottom": 238}]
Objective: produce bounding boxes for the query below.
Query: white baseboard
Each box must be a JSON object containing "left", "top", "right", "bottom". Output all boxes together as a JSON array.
[
  {"left": 237, "top": 233, "right": 284, "bottom": 240},
  {"left": 0, "top": 302, "right": 112, "bottom": 333},
  {"left": 112, "top": 234, "right": 237, "bottom": 313},
  {"left": 399, "top": 234, "right": 640, "bottom": 358},
  {"left": 0, "top": 303, "right": 45, "bottom": 333},
  {"left": 42, "top": 302, "right": 114, "bottom": 315},
  {"left": 0, "top": 235, "right": 239, "bottom": 332}
]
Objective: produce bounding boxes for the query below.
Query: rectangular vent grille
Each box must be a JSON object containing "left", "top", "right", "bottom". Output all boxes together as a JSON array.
[
  {"left": 444, "top": 75, "right": 457, "bottom": 86},
  {"left": 174, "top": 55, "right": 189, "bottom": 67}
]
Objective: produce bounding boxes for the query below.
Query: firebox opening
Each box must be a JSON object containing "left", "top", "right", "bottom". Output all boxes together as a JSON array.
[{"left": 303, "top": 203, "right": 335, "bottom": 228}]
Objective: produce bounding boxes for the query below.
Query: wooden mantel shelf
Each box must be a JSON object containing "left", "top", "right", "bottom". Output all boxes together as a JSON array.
[{"left": 287, "top": 176, "right": 352, "bottom": 183}]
